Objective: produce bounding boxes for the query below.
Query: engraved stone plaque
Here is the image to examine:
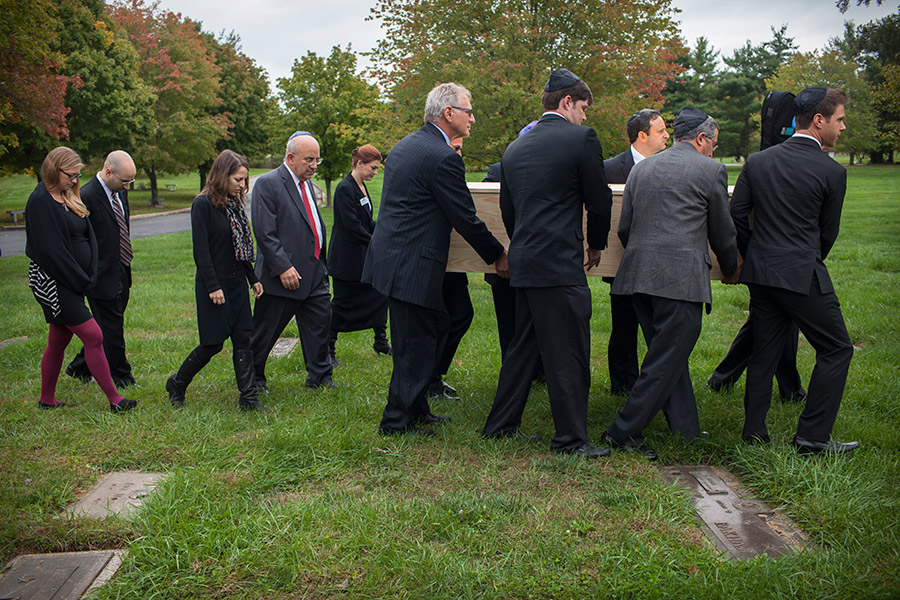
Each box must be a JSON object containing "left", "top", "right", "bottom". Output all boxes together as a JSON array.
[
  {"left": 661, "top": 465, "right": 807, "bottom": 560},
  {"left": 270, "top": 337, "right": 299, "bottom": 358},
  {"left": 70, "top": 472, "right": 166, "bottom": 518},
  {"left": 0, "top": 550, "right": 123, "bottom": 600}
]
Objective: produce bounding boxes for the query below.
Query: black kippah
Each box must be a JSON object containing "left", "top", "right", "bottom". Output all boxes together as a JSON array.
[
  {"left": 673, "top": 107, "right": 708, "bottom": 136},
  {"left": 545, "top": 68, "right": 581, "bottom": 92},
  {"left": 794, "top": 87, "right": 827, "bottom": 114}
]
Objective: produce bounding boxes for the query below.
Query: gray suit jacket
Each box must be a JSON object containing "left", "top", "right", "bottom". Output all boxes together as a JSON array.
[
  {"left": 251, "top": 164, "right": 328, "bottom": 300},
  {"left": 611, "top": 141, "right": 738, "bottom": 304}
]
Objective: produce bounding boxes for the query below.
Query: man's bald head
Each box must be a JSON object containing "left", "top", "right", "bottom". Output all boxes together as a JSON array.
[{"left": 102, "top": 150, "right": 136, "bottom": 193}]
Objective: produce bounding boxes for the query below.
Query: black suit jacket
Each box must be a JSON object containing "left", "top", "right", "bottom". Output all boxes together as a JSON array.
[
  {"left": 500, "top": 113, "right": 612, "bottom": 288},
  {"left": 731, "top": 136, "right": 847, "bottom": 295},
  {"left": 603, "top": 148, "right": 635, "bottom": 185},
  {"left": 328, "top": 172, "right": 374, "bottom": 281},
  {"left": 251, "top": 164, "right": 328, "bottom": 300},
  {"left": 81, "top": 175, "right": 130, "bottom": 300},
  {"left": 363, "top": 124, "right": 504, "bottom": 311}
]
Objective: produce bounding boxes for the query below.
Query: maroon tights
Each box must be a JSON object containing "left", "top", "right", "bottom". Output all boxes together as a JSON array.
[{"left": 40, "top": 319, "right": 124, "bottom": 406}]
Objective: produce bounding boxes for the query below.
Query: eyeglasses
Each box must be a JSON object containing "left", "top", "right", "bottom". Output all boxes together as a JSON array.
[
  {"left": 450, "top": 105, "right": 473, "bottom": 116},
  {"left": 59, "top": 168, "right": 81, "bottom": 181},
  {"left": 703, "top": 133, "right": 719, "bottom": 151},
  {"left": 118, "top": 176, "right": 135, "bottom": 186},
  {"left": 301, "top": 156, "right": 323, "bottom": 166}
]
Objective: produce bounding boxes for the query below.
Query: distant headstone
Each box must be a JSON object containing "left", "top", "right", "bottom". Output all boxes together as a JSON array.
[
  {"left": 661, "top": 465, "right": 807, "bottom": 559},
  {"left": 270, "top": 337, "right": 299, "bottom": 358},
  {"left": 0, "top": 336, "right": 27, "bottom": 351},
  {"left": 0, "top": 550, "right": 124, "bottom": 600},
  {"left": 70, "top": 472, "right": 165, "bottom": 518}
]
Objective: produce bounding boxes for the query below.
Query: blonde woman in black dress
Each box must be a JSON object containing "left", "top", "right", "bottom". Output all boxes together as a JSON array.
[
  {"left": 25, "top": 147, "right": 136, "bottom": 412},
  {"left": 166, "top": 150, "right": 265, "bottom": 410}
]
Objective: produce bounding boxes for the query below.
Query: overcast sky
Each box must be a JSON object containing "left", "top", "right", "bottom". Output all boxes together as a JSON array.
[{"left": 153, "top": 0, "right": 897, "bottom": 86}]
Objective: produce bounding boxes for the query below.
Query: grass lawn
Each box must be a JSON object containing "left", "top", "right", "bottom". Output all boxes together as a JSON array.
[{"left": 0, "top": 164, "right": 898, "bottom": 599}]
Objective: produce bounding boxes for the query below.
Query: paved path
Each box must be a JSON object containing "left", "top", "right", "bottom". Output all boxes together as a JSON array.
[{"left": 0, "top": 176, "right": 261, "bottom": 258}]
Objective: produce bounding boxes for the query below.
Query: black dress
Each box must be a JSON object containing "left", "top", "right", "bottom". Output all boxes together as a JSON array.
[
  {"left": 191, "top": 195, "right": 257, "bottom": 345},
  {"left": 25, "top": 183, "right": 97, "bottom": 326},
  {"left": 327, "top": 173, "right": 388, "bottom": 332}
]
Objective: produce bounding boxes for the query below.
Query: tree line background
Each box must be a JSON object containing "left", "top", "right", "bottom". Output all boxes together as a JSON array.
[{"left": 1, "top": 0, "right": 897, "bottom": 205}]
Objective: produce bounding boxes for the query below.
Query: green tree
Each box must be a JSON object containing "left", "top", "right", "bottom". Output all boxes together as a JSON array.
[
  {"left": 662, "top": 36, "right": 721, "bottom": 113},
  {"left": 277, "top": 45, "right": 380, "bottom": 205},
  {"left": 767, "top": 51, "right": 877, "bottom": 164},
  {"left": 111, "top": 0, "right": 228, "bottom": 204},
  {"left": 367, "top": 0, "right": 684, "bottom": 164},
  {"left": 198, "top": 30, "right": 274, "bottom": 189}
]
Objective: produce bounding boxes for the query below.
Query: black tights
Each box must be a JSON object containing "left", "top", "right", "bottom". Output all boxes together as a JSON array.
[{"left": 191, "top": 328, "right": 251, "bottom": 364}]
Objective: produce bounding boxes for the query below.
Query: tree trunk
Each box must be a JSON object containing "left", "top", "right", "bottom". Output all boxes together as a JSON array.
[
  {"left": 198, "top": 161, "right": 211, "bottom": 191},
  {"left": 849, "top": 153, "right": 855, "bottom": 166},
  {"left": 147, "top": 167, "right": 160, "bottom": 206},
  {"left": 325, "top": 179, "right": 332, "bottom": 207}
]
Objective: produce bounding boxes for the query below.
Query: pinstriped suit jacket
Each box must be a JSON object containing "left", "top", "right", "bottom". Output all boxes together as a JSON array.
[{"left": 362, "top": 124, "right": 504, "bottom": 311}]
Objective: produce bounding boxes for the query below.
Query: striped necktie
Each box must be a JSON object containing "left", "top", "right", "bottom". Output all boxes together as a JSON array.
[
  {"left": 111, "top": 192, "right": 133, "bottom": 265},
  {"left": 299, "top": 181, "right": 321, "bottom": 260}
]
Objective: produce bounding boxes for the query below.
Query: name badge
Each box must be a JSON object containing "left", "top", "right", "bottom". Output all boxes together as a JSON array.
[{"left": 359, "top": 196, "right": 370, "bottom": 207}]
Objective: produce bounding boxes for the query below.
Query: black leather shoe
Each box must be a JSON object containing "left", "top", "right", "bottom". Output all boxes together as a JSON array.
[
  {"left": 372, "top": 339, "right": 392, "bottom": 355},
  {"left": 704, "top": 378, "right": 733, "bottom": 393},
  {"left": 610, "top": 386, "right": 630, "bottom": 396},
  {"left": 65, "top": 365, "right": 93, "bottom": 384},
  {"left": 555, "top": 442, "right": 611, "bottom": 458},
  {"left": 306, "top": 377, "right": 337, "bottom": 389},
  {"left": 114, "top": 376, "right": 137, "bottom": 389},
  {"left": 417, "top": 412, "right": 450, "bottom": 425},
  {"left": 255, "top": 382, "right": 270, "bottom": 395},
  {"left": 779, "top": 390, "right": 807, "bottom": 403},
  {"left": 109, "top": 398, "right": 137, "bottom": 413},
  {"left": 37, "top": 401, "right": 69, "bottom": 409},
  {"left": 742, "top": 433, "right": 772, "bottom": 445},
  {"left": 603, "top": 434, "right": 657, "bottom": 460},
  {"left": 379, "top": 425, "right": 436, "bottom": 437},
  {"left": 793, "top": 436, "right": 859, "bottom": 455},
  {"left": 427, "top": 379, "right": 459, "bottom": 400},
  {"left": 486, "top": 429, "right": 542, "bottom": 442}
]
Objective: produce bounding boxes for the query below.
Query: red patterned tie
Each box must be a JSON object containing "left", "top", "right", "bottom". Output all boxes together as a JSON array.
[
  {"left": 299, "top": 181, "right": 321, "bottom": 260},
  {"left": 111, "top": 192, "right": 133, "bottom": 265}
]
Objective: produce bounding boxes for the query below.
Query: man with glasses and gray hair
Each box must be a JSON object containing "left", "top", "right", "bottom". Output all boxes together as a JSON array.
[
  {"left": 363, "top": 82, "right": 509, "bottom": 436},
  {"left": 65, "top": 150, "right": 138, "bottom": 388},
  {"left": 604, "top": 107, "right": 739, "bottom": 459},
  {"left": 250, "top": 131, "right": 334, "bottom": 392}
]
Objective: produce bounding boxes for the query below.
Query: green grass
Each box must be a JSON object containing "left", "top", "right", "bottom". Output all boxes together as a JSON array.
[{"left": 0, "top": 165, "right": 898, "bottom": 598}]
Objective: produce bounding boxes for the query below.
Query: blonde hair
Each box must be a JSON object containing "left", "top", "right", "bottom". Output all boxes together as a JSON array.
[{"left": 41, "top": 147, "right": 89, "bottom": 218}]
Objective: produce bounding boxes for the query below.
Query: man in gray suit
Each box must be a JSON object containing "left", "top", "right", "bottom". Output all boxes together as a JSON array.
[
  {"left": 250, "top": 131, "right": 333, "bottom": 391},
  {"left": 604, "top": 107, "right": 739, "bottom": 459}
]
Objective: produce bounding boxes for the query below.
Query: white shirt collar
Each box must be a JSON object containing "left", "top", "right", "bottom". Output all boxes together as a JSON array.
[
  {"left": 791, "top": 132, "right": 822, "bottom": 149},
  {"left": 429, "top": 122, "right": 451, "bottom": 145},
  {"left": 542, "top": 111, "right": 568, "bottom": 121},
  {"left": 630, "top": 145, "right": 648, "bottom": 165}
]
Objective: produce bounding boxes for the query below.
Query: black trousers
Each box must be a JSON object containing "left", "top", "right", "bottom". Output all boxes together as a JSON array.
[
  {"left": 67, "top": 264, "right": 132, "bottom": 383},
  {"left": 381, "top": 298, "right": 448, "bottom": 430},
  {"left": 483, "top": 285, "right": 591, "bottom": 451},
  {"left": 607, "top": 289, "right": 640, "bottom": 394},
  {"left": 743, "top": 277, "right": 853, "bottom": 442},
  {"left": 606, "top": 294, "right": 702, "bottom": 446},
  {"left": 486, "top": 274, "right": 516, "bottom": 360},
  {"left": 432, "top": 272, "right": 474, "bottom": 384},
  {"left": 708, "top": 300, "right": 804, "bottom": 397},
  {"left": 250, "top": 279, "right": 332, "bottom": 387}
]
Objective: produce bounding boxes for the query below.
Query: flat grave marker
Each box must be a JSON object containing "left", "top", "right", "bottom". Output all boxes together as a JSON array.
[
  {"left": 661, "top": 465, "right": 807, "bottom": 560},
  {"left": 271, "top": 337, "right": 299, "bottom": 358},
  {"left": 69, "top": 472, "right": 165, "bottom": 519},
  {"left": 0, "top": 550, "right": 124, "bottom": 600}
]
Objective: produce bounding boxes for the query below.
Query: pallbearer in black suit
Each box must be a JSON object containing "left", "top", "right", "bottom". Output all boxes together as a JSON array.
[
  {"left": 602, "top": 109, "right": 669, "bottom": 396},
  {"left": 605, "top": 108, "right": 739, "bottom": 459},
  {"left": 65, "top": 151, "right": 137, "bottom": 388},
  {"left": 251, "top": 132, "right": 333, "bottom": 391},
  {"left": 327, "top": 144, "right": 391, "bottom": 364},
  {"left": 482, "top": 68, "right": 613, "bottom": 457},
  {"left": 732, "top": 88, "right": 858, "bottom": 455},
  {"left": 166, "top": 150, "right": 266, "bottom": 410},
  {"left": 363, "top": 82, "right": 509, "bottom": 436}
]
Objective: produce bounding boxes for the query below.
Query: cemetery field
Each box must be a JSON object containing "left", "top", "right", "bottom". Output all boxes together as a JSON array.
[{"left": 0, "top": 164, "right": 898, "bottom": 599}]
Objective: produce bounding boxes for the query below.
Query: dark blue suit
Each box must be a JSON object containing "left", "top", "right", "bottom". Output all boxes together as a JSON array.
[{"left": 363, "top": 124, "right": 504, "bottom": 431}]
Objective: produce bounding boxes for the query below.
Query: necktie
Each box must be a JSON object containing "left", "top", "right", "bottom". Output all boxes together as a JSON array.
[
  {"left": 299, "top": 181, "right": 321, "bottom": 260},
  {"left": 111, "top": 192, "right": 133, "bottom": 265}
]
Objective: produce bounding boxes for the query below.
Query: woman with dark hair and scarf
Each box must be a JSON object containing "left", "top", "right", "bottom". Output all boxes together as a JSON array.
[{"left": 166, "top": 150, "right": 265, "bottom": 410}]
